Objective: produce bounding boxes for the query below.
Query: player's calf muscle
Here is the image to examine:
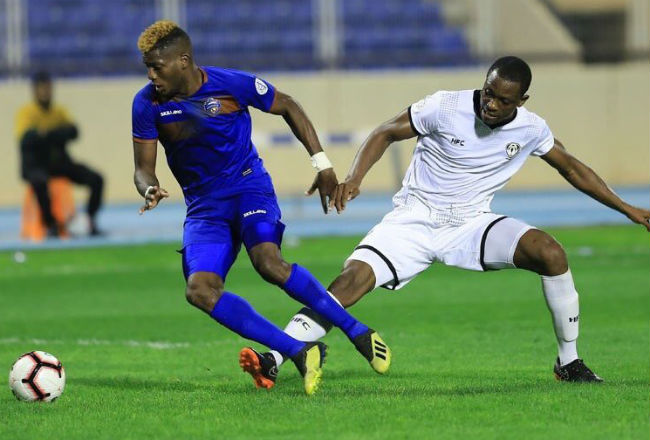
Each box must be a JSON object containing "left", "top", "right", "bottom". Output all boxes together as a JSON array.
[
  {"left": 252, "top": 257, "right": 291, "bottom": 285},
  {"left": 328, "top": 262, "right": 375, "bottom": 307},
  {"left": 249, "top": 245, "right": 292, "bottom": 285}
]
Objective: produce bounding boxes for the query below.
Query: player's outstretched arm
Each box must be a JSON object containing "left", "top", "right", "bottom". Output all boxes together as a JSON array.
[
  {"left": 542, "top": 138, "right": 650, "bottom": 231},
  {"left": 334, "top": 109, "right": 417, "bottom": 213},
  {"left": 133, "top": 139, "right": 168, "bottom": 214},
  {"left": 268, "top": 90, "right": 336, "bottom": 214}
]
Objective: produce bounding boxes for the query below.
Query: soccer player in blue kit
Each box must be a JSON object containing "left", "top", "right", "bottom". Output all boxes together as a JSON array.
[{"left": 131, "top": 21, "right": 391, "bottom": 395}]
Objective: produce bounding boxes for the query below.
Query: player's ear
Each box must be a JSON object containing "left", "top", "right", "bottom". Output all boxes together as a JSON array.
[
  {"left": 518, "top": 94, "right": 529, "bottom": 107},
  {"left": 179, "top": 52, "right": 191, "bottom": 69}
]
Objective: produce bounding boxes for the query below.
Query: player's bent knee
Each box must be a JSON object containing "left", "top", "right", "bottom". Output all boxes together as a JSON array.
[
  {"left": 92, "top": 173, "right": 104, "bottom": 189},
  {"left": 515, "top": 230, "right": 568, "bottom": 276},
  {"left": 185, "top": 273, "right": 223, "bottom": 312},
  {"left": 538, "top": 242, "right": 568, "bottom": 276}
]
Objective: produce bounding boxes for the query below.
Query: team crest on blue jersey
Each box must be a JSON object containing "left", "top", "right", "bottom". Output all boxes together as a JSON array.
[
  {"left": 203, "top": 97, "right": 222, "bottom": 116},
  {"left": 505, "top": 142, "right": 521, "bottom": 159}
]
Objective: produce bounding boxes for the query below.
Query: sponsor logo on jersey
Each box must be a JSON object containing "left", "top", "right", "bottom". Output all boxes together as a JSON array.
[
  {"left": 160, "top": 109, "right": 183, "bottom": 117},
  {"left": 255, "top": 78, "right": 268, "bottom": 95},
  {"left": 505, "top": 142, "right": 521, "bottom": 159},
  {"left": 203, "top": 97, "right": 222, "bottom": 116},
  {"left": 243, "top": 209, "right": 267, "bottom": 218},
  {"left": 451, "top": 137, "right": 465, "bottom": 146}
]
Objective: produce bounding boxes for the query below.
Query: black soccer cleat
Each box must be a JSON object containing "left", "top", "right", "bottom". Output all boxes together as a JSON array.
[
  {"left": 291, "top": 341, "right": 327, "bottom": 395},
  {"left": 239, "top": 347, "right": 278, "bottom": 390},
  {"left": 553, "top": 357, "right": 603, "bottom": 383},
  {"left": 352, "top": 329, "right": 391, "bottom": 374}
]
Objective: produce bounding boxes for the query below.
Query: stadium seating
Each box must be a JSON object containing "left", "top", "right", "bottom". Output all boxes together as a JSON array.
[{"left": 21, "top": 0, "right": 472, "bottom": 76}]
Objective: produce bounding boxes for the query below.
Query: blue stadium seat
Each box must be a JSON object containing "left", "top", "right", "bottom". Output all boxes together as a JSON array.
[{"left": 16, "top": 0, "right": 470, "bottom": 76}]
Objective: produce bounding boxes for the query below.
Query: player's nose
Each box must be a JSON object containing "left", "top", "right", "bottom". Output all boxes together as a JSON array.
[
  {"left": 485, "top": 99, "right": 498, "bottom": 111},
  {"left": 147, "top": 68, "right": 156, "bottom": 81}
]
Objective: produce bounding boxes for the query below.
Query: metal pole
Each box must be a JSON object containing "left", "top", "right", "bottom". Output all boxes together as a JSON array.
[{"left": 315, "top": 0, "right": 340, "bottom": 68}]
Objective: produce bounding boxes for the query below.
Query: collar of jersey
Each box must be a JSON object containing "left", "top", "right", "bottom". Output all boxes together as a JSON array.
[
  {"left": 167, "top": 67, "right": 209, "bottom": 102},
  {"left": 473, "top": 89, "right": 517, "bottom": 130}
]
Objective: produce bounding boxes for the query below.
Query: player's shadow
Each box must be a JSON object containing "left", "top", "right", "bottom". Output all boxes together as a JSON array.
[
  {"left": 318, "top": 368, "right": 590, "bottom": 397},
  {"left": 71, "top": 376, "right": 290, "bottom": 396},
  {"left": 71, "top": 376, "right": 231, "bottom": 393}
]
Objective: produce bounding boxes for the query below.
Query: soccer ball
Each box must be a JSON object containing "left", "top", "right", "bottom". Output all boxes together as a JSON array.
[{"left": 8, "top": 351, "right": 66, "bottom": 402}]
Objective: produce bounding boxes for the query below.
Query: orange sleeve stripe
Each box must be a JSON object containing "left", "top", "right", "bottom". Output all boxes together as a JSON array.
[{"left": 133, "top": 136, "right": 158, "bottom": 144}]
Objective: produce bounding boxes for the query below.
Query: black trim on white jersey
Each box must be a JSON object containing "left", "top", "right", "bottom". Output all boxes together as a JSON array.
[
  {"left": 355, "top": 245, "right": 399, "bottom": 290},
  {"left": 473, "top": 90, "right": 517, "bottom": 129},
  {"left": 407, "top": 105, "right": 423, "bottom": 136},
  {"left": 479, "top": 216, "right": 508, "bottom": 271}
]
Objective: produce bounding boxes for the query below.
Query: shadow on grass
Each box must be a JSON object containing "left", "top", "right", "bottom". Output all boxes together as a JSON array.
[
  {"left": 69, "top": 370, "right": 647, "bottom": 398},
  {"left": 71, "top": 376, "right": 207, "bottom": 392},
  {"left": 69, "top": 375, "right": 307, "bottom": 397}
]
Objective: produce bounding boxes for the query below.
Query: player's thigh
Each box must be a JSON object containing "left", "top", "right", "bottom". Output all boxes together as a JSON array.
[
  {"left": 22, "top": 168, "right": 49, "bottom": 185},
  {"left": 53, "top": 161, "right": 101, "bottom": 186},
  {"left": 481, "top": 216, "right": 535, "bottom": 270},
  {"left": 346, "top": 207, "right": 433, "bottom": 291},
  {"left": 434, "top": 214, "right": 533, "bottom": 271},
  {"left": 238, "top": 190, "right": 285, "bottom": 251},
  {"left": 180, "top": 241, "right": 240, "bottom": 282},
  {"left": 181, "top": 213, "right": 241, "bottom": 283}
]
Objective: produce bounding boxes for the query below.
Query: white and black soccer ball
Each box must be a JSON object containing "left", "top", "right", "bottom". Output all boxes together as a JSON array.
[{"left": 8, "top": 351, "right": 66, "bottom": 402}]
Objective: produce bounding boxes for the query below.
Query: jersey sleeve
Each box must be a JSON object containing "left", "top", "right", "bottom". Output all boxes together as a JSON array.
[
  {"left": 224, "top": 69, "right": 276, "bottom": 112},
  {"left": 131, "top": 91, "right": 158, "bottom": 141},
  {"left": 408, "top": 92, "right": 442, "bottom": 136},
  {"left": 531, "top": 120, "right": 554, "bottom": 157}
]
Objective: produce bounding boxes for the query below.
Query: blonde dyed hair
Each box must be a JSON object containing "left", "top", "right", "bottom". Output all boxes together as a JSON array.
[{"left": 137, "top": 20, "right": 180, "bottom": 53}]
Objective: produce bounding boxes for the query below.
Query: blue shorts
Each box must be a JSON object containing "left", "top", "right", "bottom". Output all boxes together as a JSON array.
[{"left": 180, "top": 190, "right": 285, "bottom": 281}]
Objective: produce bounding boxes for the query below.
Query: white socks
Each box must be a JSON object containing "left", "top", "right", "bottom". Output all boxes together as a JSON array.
[
  {"left": 270, "top": 292, "right": 339, "bottom": 366},
  {"left": 541, "top": 269, "right": 580, "bottom": 366}
]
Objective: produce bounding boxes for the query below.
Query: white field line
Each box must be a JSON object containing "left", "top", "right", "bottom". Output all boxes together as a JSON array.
[{"left": 0, "top": 337, "right": 234, "bottom": 350}]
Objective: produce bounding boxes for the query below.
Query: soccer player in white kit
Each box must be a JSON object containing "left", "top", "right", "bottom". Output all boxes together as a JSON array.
[{"left": 241, "top": 56, "right": 650, "bottom": 386}]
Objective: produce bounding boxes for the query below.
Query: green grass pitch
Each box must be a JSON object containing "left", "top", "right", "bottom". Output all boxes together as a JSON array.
[{"left": 0, "top": 225, "right": 648, "bottom": 439}]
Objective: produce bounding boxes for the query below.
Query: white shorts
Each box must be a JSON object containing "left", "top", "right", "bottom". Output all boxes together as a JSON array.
[{"left": 346, "top": 201, "right": 534, "bottom": 290}]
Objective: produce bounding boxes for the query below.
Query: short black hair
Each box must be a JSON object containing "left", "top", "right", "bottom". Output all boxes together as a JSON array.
[
  {"left": 487, "top": 56, "right": 532, "bottom": 96},
  {"left": 31, "top": 70, "right": 51, "bottom": 84},
  {"left": 151, "top": 27, "right": 192, "bottom": 54}
]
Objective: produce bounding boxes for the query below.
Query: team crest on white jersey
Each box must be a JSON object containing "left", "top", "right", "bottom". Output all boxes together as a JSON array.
[
  {"left": 203, "top": 97, "right": 222, "bottom": 116},
  {"left": 505, "top": 142, "right": 521, "bottom": 159}
]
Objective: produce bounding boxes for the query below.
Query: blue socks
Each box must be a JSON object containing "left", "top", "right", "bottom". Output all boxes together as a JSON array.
[
  {"left": 282, "top": 264, "right": 369, "bottom": 340},
  {"left": 207, "top": 265, "right": 369, "bottom": 357},
  {"left": 209, "top": 292, "right": 304, "bottom": 358}
]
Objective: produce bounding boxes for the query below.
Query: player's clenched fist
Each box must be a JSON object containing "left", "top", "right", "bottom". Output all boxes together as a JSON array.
[{"left": 139, "top": 185, "right": 169, "bottom": 214}]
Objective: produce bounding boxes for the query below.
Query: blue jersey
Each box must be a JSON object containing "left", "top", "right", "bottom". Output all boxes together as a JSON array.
[{"left": 131, "top": 67, "right": 276, "bottom": 213}]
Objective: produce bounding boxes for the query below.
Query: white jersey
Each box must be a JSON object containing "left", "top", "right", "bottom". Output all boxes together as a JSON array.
[{"left": 395, "top": 89, "right": 554, "bottom": 216}]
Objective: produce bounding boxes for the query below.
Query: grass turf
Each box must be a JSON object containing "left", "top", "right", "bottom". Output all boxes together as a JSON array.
[{"left": 0, "top": 225, "right": 647, "bottom": 439}]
